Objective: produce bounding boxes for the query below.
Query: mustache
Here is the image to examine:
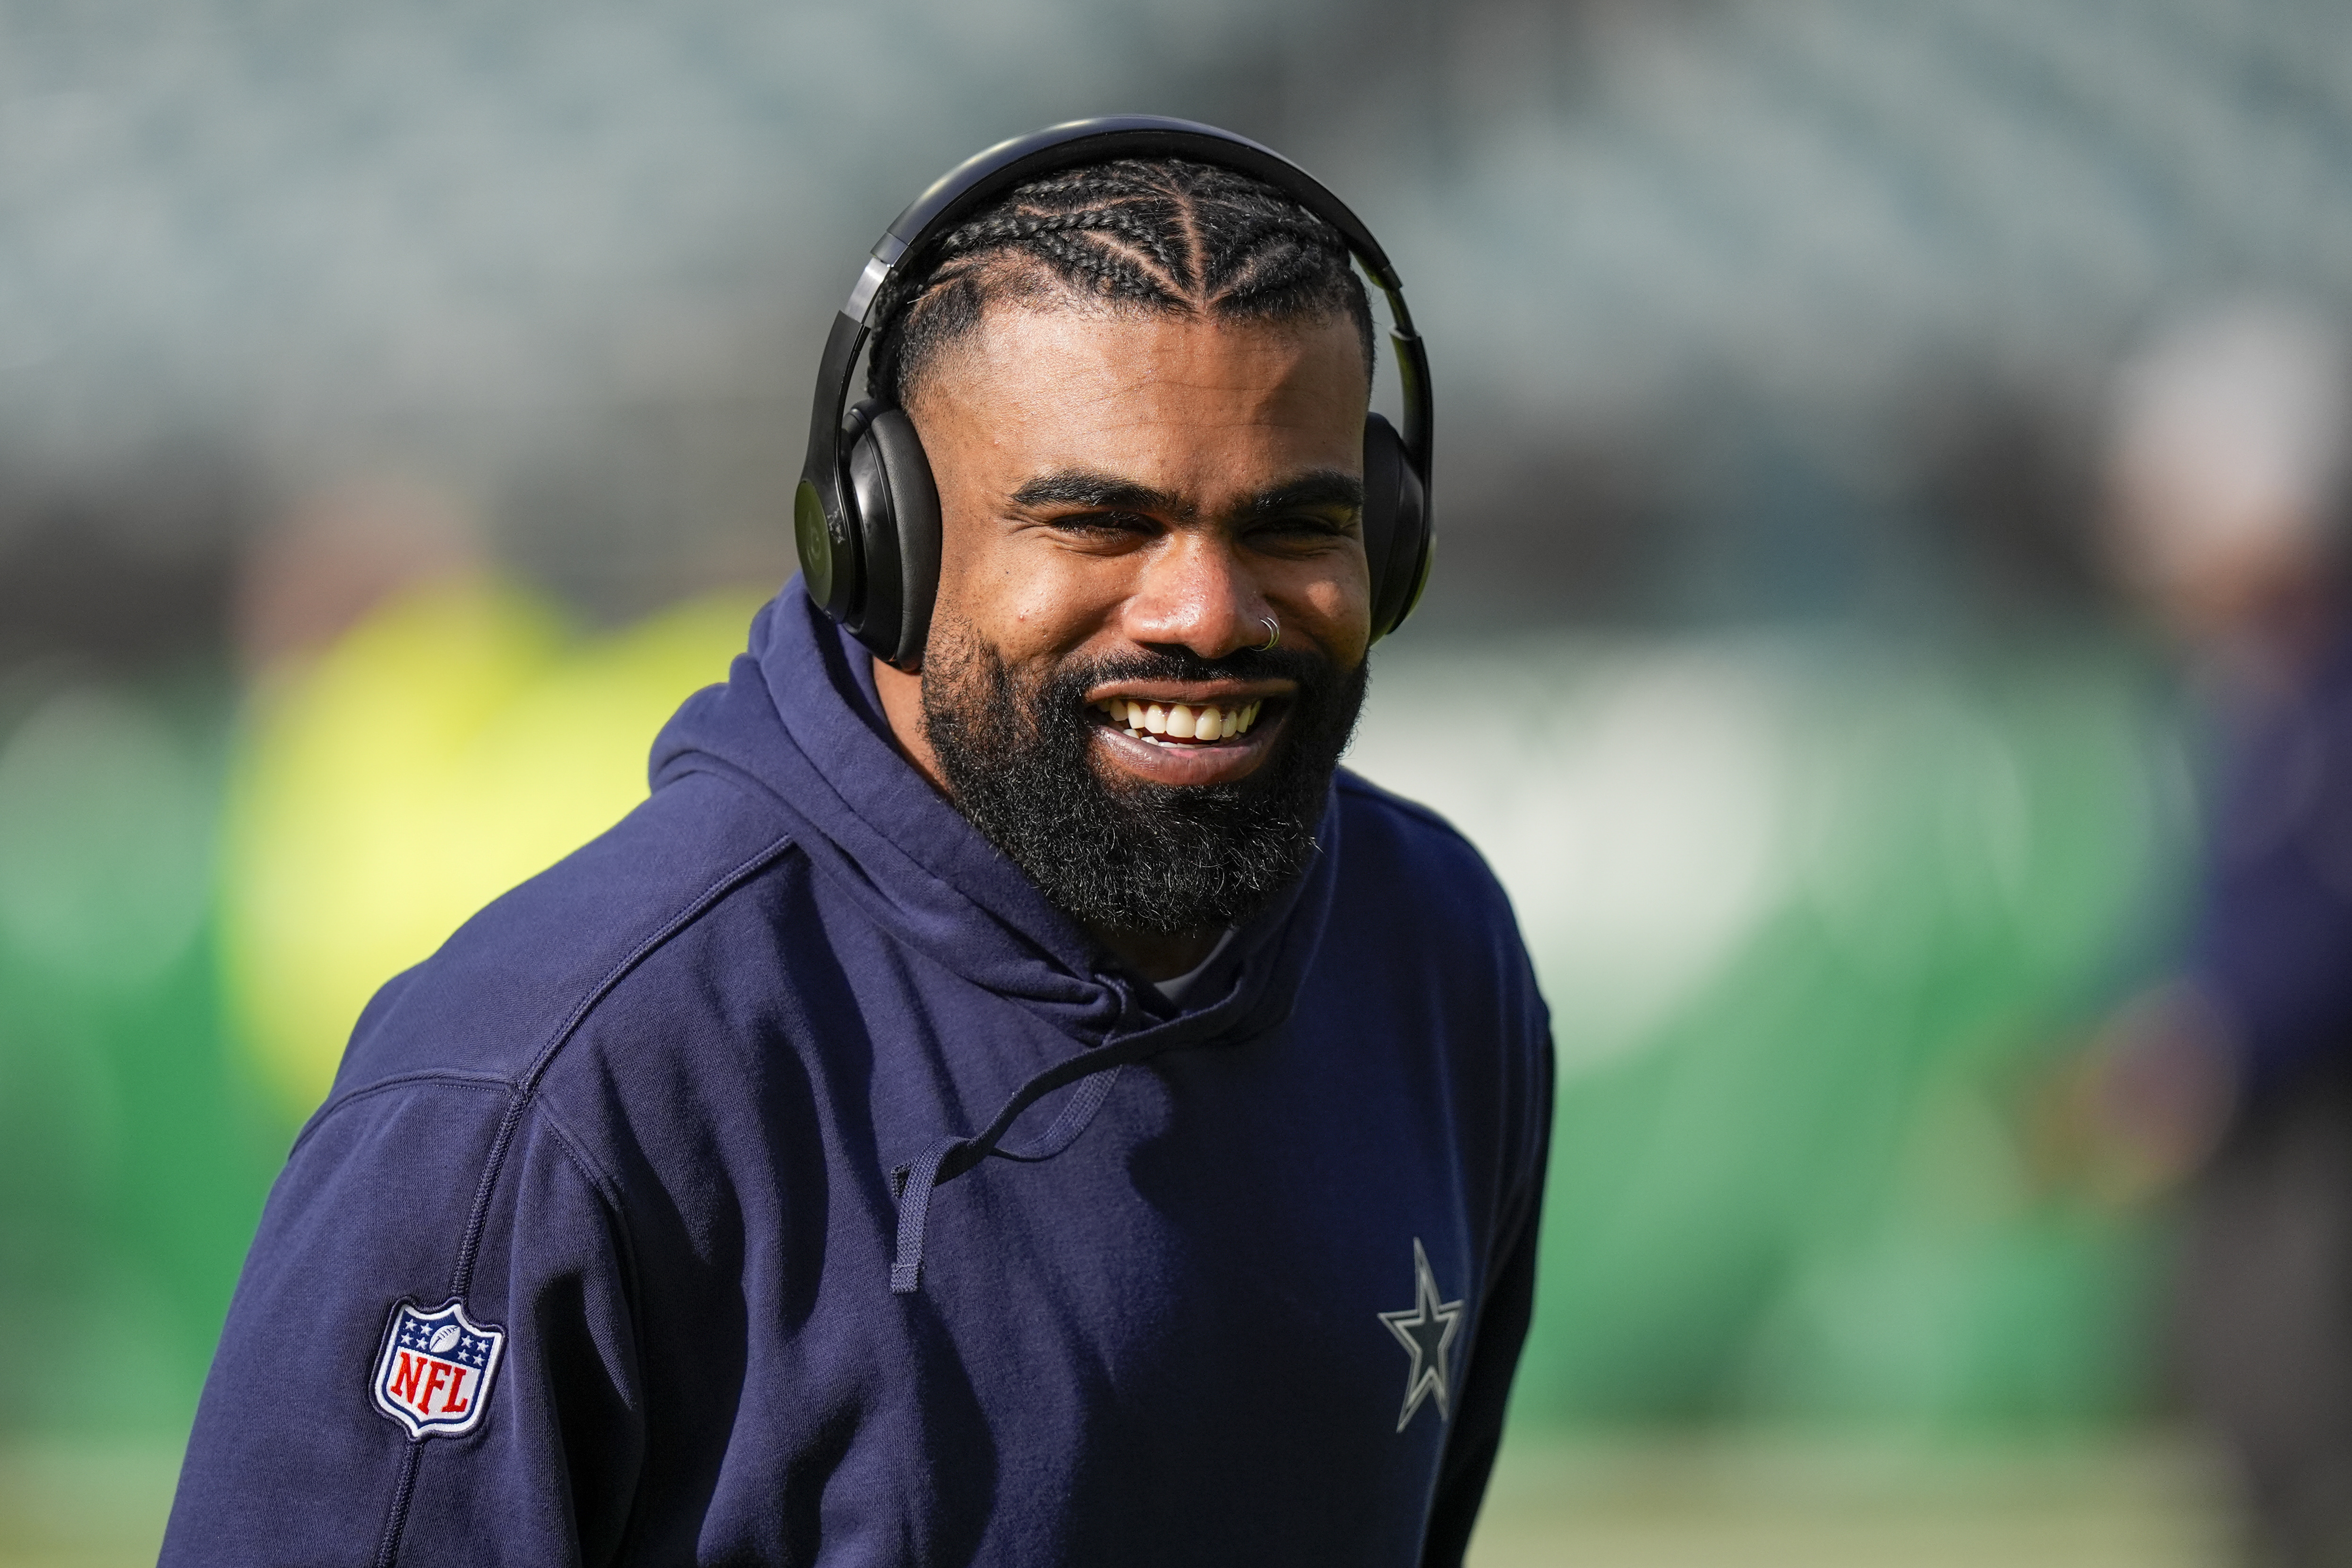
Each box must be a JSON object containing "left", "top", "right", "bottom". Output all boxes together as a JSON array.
[{"left": 1050, "top": 644, "right": 1333, "bottom": 692}]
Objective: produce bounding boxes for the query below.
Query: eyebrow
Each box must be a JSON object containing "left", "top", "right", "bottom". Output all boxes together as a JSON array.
[
  {"left": 1009, "top": 470, "right": 1184, "bottom": 515},
  {"left": 1244, "top": 471, "right": 1364, "bottom": 519},
  {"left": 1008, "top": 467, "right": 1364, "bottom": 521}
]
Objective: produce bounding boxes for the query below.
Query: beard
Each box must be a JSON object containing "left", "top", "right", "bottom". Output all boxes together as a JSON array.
[{"left": 920, "top": 621, "right": 1368, "bottom": 937}]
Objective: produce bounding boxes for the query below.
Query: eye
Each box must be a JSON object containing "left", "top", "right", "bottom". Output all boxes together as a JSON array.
[
  {"left": 1248, "top": 511, "right": 1357, "bottom": 551},
  {"left": 1050, "top": 510, "right": 1157, "bottom": 538}
]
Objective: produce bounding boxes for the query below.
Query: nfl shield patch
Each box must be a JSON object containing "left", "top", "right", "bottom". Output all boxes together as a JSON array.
[{"left": 371, "top": 1299, "right": 505, "bottom": 1440}]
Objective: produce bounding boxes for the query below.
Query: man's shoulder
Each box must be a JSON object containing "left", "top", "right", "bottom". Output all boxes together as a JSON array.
[
  {"left": 1334, "top": 768, "right": 1503, "bottom": 891},
  {"left": 319, "top": 768, "right": 797, "bottom": 1110},
  {"left": 1333, "top": 767, "right": 1527, "bottom": 942}
]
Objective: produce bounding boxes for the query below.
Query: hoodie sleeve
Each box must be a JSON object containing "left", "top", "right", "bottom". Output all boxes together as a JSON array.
[
  {"left": 161, "top": 1079, "right": 642, "bottom": 1567},
  {"left": 1420, "top": 1023, "right": 1555, "bottom": 1568}
]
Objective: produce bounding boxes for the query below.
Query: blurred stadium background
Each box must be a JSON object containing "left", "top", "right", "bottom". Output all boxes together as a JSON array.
[{"left": 5, "top": 0, "right": 2349, "bottom": 1559}]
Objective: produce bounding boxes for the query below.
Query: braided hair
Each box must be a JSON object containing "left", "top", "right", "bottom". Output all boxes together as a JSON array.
[{"left": 868, "top": 157, "right": 1376, "bottom": 409}]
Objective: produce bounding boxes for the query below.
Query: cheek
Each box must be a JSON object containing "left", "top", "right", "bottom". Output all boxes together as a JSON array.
[
  {"left": 930, "top": 458, "right": 994, "bottom": 585},
  {"left": 1306, "top": 575, "right": 1363, "bottom": 623},
  {"left": 1274, "top": 549, "right": 1374, "bottom": 660},
  {"left": 929, "top": 464, "right": 1021, "bottom": 630},
  {"left": 1005, "top": 557, "right": 1139, "bottom": 659},
  {"left": 933, "top": 513, "right": 1122, "bottom": 658}
]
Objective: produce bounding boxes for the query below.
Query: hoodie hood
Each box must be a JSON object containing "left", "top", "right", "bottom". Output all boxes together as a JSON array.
[{"left": 649, "top": 584, "right": 1342, "bottom": 1287}]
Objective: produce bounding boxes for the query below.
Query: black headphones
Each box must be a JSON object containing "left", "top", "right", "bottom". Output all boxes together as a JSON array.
[{"left": 794, "top": 115, "right": 1434, "bottom": 670}]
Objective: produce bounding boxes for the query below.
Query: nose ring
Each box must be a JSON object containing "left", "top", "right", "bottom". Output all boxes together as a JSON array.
[{"left": 1257, "top": 616, "right": 1280, "bottom": 652}]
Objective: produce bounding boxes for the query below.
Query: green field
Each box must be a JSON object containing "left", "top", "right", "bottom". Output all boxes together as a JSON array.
[
  {"left": 0, "top": 606, "right": 2208, "bottom": 1551},
  {"left": 0, "top": 1431, "right": 2230, "bottom": 1566}
]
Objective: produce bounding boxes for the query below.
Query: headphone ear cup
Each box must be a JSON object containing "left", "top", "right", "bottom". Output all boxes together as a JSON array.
[
  {"left": 845, "top": 407, "right": 941, "bottom": 670},
  {"left": 1362, "top": 412, "right": 1430, "bottom": 639}
]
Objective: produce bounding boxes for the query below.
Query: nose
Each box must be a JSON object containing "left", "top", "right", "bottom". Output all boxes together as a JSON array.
[{"left": 1118, "top": 531, "right": 1269, "bottom": 661}]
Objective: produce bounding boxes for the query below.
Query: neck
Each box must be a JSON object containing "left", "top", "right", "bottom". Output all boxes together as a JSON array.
[
  {"left": 1086, "top": 923, "right": 1224, "bottom": 984},
  {"left": 873, "top": 655, "right": 1223, "bottom": 984}
]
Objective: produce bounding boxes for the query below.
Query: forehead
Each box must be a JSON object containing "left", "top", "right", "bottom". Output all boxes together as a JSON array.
[{"left": 909, "top": 303, "right": 1371, "bottom": 497}]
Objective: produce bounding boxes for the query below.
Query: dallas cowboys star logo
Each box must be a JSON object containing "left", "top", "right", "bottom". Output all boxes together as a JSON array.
[{"left": 1378, "top": 1237, "right": 1465, "bottom": 1432}]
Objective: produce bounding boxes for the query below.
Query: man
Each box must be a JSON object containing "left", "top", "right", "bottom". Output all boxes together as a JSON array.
[
  {"left": 164, "top": 125, "right": 1551, "bottom": 1566},
  {"left": 2092, "top": 301, "right": 2352, "bottom": 1568}
]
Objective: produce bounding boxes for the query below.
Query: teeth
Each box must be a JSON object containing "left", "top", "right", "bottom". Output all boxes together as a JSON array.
[{"left": 1098, "top": 698, "right": 1266, "bottom": 742}]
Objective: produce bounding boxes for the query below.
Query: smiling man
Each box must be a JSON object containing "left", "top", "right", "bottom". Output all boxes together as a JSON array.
[
  {"left": 165, "top": 123, "right": 1552, "bottom": 1568},
  {"left": 883, "top": 282, "right": 1378, "bottom": 985}
]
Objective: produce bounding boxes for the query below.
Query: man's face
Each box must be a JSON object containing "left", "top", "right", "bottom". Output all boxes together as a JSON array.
[{"left": 903, "top": 301, "right": 1375, "bottom": 937}]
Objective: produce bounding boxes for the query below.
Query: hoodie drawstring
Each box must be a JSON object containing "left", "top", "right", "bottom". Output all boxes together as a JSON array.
[{"left": 888, "top": 1014, "right": 1243, "bottom": 1294}]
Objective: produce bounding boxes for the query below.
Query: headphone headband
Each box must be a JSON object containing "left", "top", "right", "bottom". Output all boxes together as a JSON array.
[
  {"left": 795, "top": 116, "right": 1434, "bottom": 655},
  {"left": 876, "top": 118, "right": 1408, "bottom": 298}
]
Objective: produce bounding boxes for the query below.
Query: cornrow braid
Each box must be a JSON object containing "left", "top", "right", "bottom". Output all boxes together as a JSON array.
[{"left": 867, "top": 156, "right": 1375, "bottom": 409}]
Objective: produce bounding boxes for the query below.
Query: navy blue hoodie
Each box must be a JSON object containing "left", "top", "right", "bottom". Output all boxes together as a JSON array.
[{"left": 163, "top": 584, "right": 1553, "bottom": 1567}]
